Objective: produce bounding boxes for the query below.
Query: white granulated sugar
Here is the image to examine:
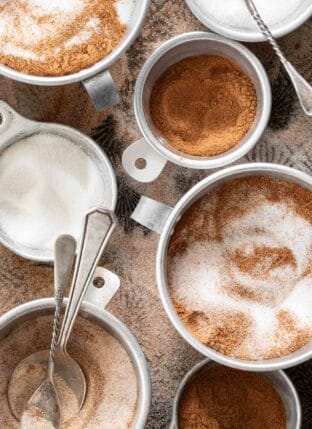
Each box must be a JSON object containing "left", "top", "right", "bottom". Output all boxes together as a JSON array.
[
  {"left": 195, "top": 0, "right": 304, "bottom": 31},
  {"left": 168, "top": 200, "right": 312, "bottom": 359},
  {"left": 116, "top": 0, "right": 135, "bottom": 25},
  {"left": 0, "top": 134, "right": 107, "bottom": 251},
  {"left": 29, "top": 0, "right": 85, "bottom": 13},
  {"left": 0, "top": 0, "right": 85, "bottom": 60},
  {"left": 65, "top": 18, "right": 100, "bottom": 49}
]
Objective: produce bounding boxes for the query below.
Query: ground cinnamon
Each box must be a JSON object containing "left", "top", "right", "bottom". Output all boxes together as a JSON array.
[
  {"left": 179, "top": 365, "right": 287, "bottom": 429},
  {"left": 0, "top": 1, "right": 126, "bottom": 76},
  {"left": 150, "top": 55, "right": 257, "bottom": 157}
]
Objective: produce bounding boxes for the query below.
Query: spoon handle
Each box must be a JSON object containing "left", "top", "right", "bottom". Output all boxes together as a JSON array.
[
  {"left": 48, "top": 235, "right": 77, "bottom": 372},
  {"left": 245, "top": 0, "right": 312, "bottom": 116},
  {"left": 57, "top": 208, "right": 116, "bottom": 350}
]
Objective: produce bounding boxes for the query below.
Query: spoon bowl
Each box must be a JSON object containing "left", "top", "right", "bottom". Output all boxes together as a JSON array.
[{"left": 9, "top": 235, "right": 77, "bottom": 425}]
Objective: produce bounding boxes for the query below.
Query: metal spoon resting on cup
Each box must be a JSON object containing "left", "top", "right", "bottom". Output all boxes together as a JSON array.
[
  {"left": 244, "top": 0, "right": 312, "bottom": 116},
  {"left": 8, "top": 207, "right": 116, "bottom": 425},
  {"left": 20, "top": 235, "right": 77, "bottom": 428}
]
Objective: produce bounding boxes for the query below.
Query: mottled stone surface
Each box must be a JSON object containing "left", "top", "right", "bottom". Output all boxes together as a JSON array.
[{"left": 0, "top": 1, "right": 311, "bottom": 427}]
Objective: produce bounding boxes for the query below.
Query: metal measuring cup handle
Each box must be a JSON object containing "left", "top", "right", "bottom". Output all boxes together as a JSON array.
[
  {"left": 56, "top": 207, "right": 117, "bottom": 351},
  {"left": 82, "top": 70, "right": 121, "bottom": 111},
  {"left": 122, "top": 138, "right": 168, "bottom": 183}
]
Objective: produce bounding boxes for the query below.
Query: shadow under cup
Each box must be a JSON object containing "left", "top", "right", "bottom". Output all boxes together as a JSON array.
[{"left": 134, "top": 32, "right": 272, "bottom": 170}]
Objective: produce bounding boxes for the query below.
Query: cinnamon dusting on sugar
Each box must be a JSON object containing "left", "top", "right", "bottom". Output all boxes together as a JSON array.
[
  {"left": 168, "top": 177, "right": 312, "bottom": 360},
  {"left": 0, "top": 0, "right": 133, "bottom": 76},
  {"left": 0, "top": 316, "right": 137, "bottom": 428}
]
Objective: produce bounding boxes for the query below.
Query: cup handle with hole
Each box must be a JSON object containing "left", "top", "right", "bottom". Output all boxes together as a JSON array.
[
  {"left": 0, "top": 101, "right": 35, "bottom": 140},
  {"left": 131, "top": 196, "right": 173, "bottom": 234},
  {"left": 122, "top": 138, "right": 168, "bottom": 183},
  {"left": 84, "top": 266, "right": 120, "bottom": 309},
  {"left": 82, "top": 70, "right": 121, "bottom": 111}
]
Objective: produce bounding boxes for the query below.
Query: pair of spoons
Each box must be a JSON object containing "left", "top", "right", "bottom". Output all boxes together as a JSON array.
[{"left": 8, "top": 207, "right": 116, "bottom": 428}]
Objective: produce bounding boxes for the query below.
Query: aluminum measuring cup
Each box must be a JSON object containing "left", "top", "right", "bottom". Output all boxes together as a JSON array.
[
  {"left": 0, "top": 1, "right": 150, "bottom": 111},
  {"left": 132, "top": 162, "right": 312, "bottom": 371},
  {"left": 0, "top": 101, "right": 117, "bottom": 263},
  {"left": 0, "top": 267, "right": 151, "bottom": 429},
  {"left": 185, "top": 0, "right": 312, "bottom": 43},
  {"left": 169, "top": 359, "right": 301, "bottom": 429},
  {"left": 122, "top": 32, "right": 271, "bottom": 183}
]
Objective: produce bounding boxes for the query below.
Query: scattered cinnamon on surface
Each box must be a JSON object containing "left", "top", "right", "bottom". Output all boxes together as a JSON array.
[
  {"left": 150, "top": 55, "right": 257, "bottom": 157},
  {"left": 179, "top": 365, "right": 287, "bottom": 429}
]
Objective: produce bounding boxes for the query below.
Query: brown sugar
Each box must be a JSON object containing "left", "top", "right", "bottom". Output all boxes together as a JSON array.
[
  {"left": 179, "top": 365, "right": 287, "bottom": 429},
  {"left": 0, "top": 1, "right": 127, "bottom": 76},
  {"left": 150, "top": 55, "right": 257, "bottom": 157},
  {"left": 168, "top": 176, "right": 312, "bottom": 360}
]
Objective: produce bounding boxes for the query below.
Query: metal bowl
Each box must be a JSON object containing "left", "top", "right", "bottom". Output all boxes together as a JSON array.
[
  {"left": 0, "top": 296, "right": 151, "bottom": 429},
  {"left": 0, "top": 101, "right": 117, "bottom": 263},
  {"left": 185, "top": 0, "right": 312, "bottom": 42},
  {"left": 169, "top": 359, "right": 301, "bottom": 429},
  {"left": 0, "top": 1, "right": 150, "bottom": 110},
  {"left": 132, "top": 163, "right": 312, "bottom": 371},
  {"left": 122, "top": 32, "right": 271, "bottom": 182}
]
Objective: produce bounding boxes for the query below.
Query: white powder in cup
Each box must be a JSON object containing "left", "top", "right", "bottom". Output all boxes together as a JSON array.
[
  {"left": 195, "top": 0, "right": 305, "bottom": 31},
  {"left": 0, "top": 134, "right": 108, "bottom": 252}
]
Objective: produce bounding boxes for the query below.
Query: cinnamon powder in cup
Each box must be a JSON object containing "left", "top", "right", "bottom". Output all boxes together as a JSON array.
[
  {"left": 150, "top": 55, "right": 257, "bottom": 157},
  {"left": 178, "top": 365, "right": 287, "bottom": 429},
  {"left": 0, "top": 0, "right": 129, "bottom": 76}
]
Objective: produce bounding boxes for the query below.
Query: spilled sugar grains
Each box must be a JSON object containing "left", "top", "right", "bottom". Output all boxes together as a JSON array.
[
  {"left": 150, "top": 55, "right": 257, "bottom": 157},
  {"left": 179, "top": 365, "right": 286, "bottom": 429},
  {"left": 0, "top": 316, "right": 137, "bottom": 428},
  {"left": 0, "top": 0, "right": 135, "bottom": 76},
  {"left": 168, "top": 176, "right": 312, "bottom": 360}
]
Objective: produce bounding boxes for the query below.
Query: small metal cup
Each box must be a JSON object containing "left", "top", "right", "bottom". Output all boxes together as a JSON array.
[
  {"left": 0, "top": 268, "right": 151, "bottom": 429},
  {"left": 122, "top": 32, "right": 271, "bottom": 183},
  {"left": 0, "top": 1, "right": 150, "bottom": 111},
  {"left": 132, "top": 163, "right": 312, "bottom": 371},
  {"left": 0, "top": 101, "right": 117, "bottom": 263},
  {"left": 169, "top": 359, "right": 301, "bottom": 429},
  {"left": 185, "top": 0, "right": 312, "bottom": 43}
]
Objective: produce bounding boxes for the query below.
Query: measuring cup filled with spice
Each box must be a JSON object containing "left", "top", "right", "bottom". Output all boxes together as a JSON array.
[
  {"left": 169, "top": 359, "right": 301, "bottom": 429},
  {"left": 131, "top": 163, "right": 312, "bottom": 372},
  {"left": 0, "top": 101, "right": 117, "bottom": 263},
  {"left": 122, "top": 32, "right": 271, "bottom": 183},
  {"left": 0, "top": 269, "right": 151, "bottom": 429},
  {"left": 0, "top": 0, "right": 150, "bottom": 111}
]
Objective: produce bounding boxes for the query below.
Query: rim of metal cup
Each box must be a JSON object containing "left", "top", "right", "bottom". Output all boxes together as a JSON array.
[
  {"left": 0, "top": 104, "right": 117, "bottom": 263},
  {"left": 0, "top": 298, "right": 151, "bottom": 429},
  {"left": 185, "top": 0, "right": 312, "bottom": 43},
  {"left": 170, "top": 358, "right": 302, "bottom": 429},
  {"left": 0, "top": 0, "right": 150, "bottom": 85},
  {"left": 134, "top": 31, "right": 271, "bottom": 170},
  {"left": 156, "top": 162, "right": 312, "bottom": 371}
]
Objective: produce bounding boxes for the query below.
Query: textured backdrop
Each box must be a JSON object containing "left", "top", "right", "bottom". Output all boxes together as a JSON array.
[{"left": 0, "top": 1, "right": 311, "bottom": 427}]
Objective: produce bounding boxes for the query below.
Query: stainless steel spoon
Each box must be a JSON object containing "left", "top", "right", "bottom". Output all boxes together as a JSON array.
[
  {"left": 244, "top": 0, "right": 312, "bottom": 116},
  {"left": 9, "top": 235, "right": 77, "bottom": 425},
  {"left": 52, "top": 207, "right": 116, "bottom": 409},
  {"left": 8, "top": 208, "right": 116, "bottom": 420}
]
